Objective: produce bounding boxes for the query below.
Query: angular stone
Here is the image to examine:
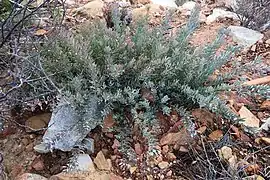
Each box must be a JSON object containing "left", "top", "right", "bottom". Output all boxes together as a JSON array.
[
  {"left": 260, "top": 100, "right": 270, "bottom": 110},
  {"left": 34, "top": 96, "right": 102, "bottom": 153},
  {"left": 134, "top": 143, "right": 143, "bottom": 155},
  {"left": 261, "top": 137, "right": 270, "bottom": 145},
  {"left": 217, "top": 0, "right": 238, "bottom": 10},
  {"left": 158, "top": 161, "right": 169, "bottom": 169},
  {"left": 166, "top": 152, "right": 176, "bottom": 161},
  {"left": 228, "top": 26, "right": 264, "bottom": 48},
  {"left": 31, "top": 157, "right": 45, "bottom": 171},
  {"left": 132, "top": 4, "right": 164, "bottom": 22},
  {"left": 209, "top": 130, "right": 223, "bottom": 141},
  {"left": 206, "top": 8, "right": 239, "bottom": 25},
  {"left": 94, "top": 151, "right": 111, "bottom": 171},
  {"left": 218, "top": 146, "right": 233, "bottom": 161},
  {"left": 68, "top": 154, "right": 95, "bottom": 172},
  {"left": 239, "top": 106, "right": 260, "bottom": 128},
  {"left": 160, "top": 128, "right": 193, "bottom": 146}
]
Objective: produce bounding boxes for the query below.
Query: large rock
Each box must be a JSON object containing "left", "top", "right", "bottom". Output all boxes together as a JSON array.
[
  {"left": 74, "top": 0, "right": 104, "bottom": 18},
  {"left": 151, "top": 0, "right": 177, "bottom": 8},
  {"left": 132, "top": 3, "right": 165, "bottom": 21},
  {"left": 181, "top": 1, "right": 196, "bottom": 11},
  {"left": 34, "top": 96, "right": 103, "bottom": 153},
  {"left": 228, "top": 26, "right": 264, "bottom": 48},
  {"left": 217, "top": 0, "right": 238, "bottom": 10},
  {"left": 206, "top": 8, "right": 239, "bottom": 24}
]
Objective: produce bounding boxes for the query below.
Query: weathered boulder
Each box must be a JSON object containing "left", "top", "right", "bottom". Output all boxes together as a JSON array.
[
  {"left": 217, "top": 0, "right": 238, "bottom": 10},
  {"left": 181, "top": 1, "right": 196, "bottom": 11},
  {"left": 34, "top": 96, "right": 103, "bottom": 153},
  {"left": 132, "top": 3, "right": 165, "bottom": 21},
  {"left": 74, "top": 0, "right": 104, "bottom": 18},
  {"left": 206, "top": 8, "right": 239, "bottom": 24},
  {"left": 228, "top": 26, "right": 264, "bottom": 48}
]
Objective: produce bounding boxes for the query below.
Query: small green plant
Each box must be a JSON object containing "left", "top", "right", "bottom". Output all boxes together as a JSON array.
[
  {"left": 27, "top": 9, "right": 269, "bottom": 160},
  {"left": 0, "top": 0, "right": 12, "bottom": 20}
]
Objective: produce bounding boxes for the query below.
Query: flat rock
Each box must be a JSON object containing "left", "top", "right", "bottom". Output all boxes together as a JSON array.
[
  {"left": 209, "top": 130, "right": 223, "bottom": 141},
  {"left": 218, "top": 146, "right": 233, "bottom": 161},
  {"left": 206, "top": 8, "right": 238, "bottom": 25},
  {"left": 68, "top": 154, "right": 95, "bottom": 172},
  {"left": 158, "top": 161, "right": 169, "bottom": 169},
  {"left": 181, "top": 1, "right": 196, "bottom": 11},
  {"left": 228, "top": 26, "right": 264, "bottom": 48},
  {"left": 132, "top": 3, "right": 165, "bottom": 21},
  {"left": 34, "top": 97, "right": 102, "bottom": 153},
  {"left": 217, "top": 0, "right": 238, "bottom": 10},
  {"left": 15, "top": 173, "right": 48, "bottom": 180},
  {"left": 31, "top": 157, "right": 45, "bottom": 171},
  {"left": 74, "top": 0, "right": 104, "bottom": 18},
  {"left": 239, "top": 106, "right": 260, "bottom": 128},
  {"left": 160, "top": 128, "right": 193, "bottom": 146},
  {"left": 25, "top": 113, "right": 51, "bottom": 132},
  {"left": 261, "top": 100, "right": 270, "bottom": 110}
]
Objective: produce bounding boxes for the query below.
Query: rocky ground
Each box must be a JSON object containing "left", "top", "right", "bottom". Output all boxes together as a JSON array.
[{"left": 0, "top": 0, "right": 270, "bottom": 180}]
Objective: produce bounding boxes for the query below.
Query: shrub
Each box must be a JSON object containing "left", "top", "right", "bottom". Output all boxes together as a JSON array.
[
  {"left": 233, "top": 0, "right": 270, "bottom": 31},
  {"left": 26, "top": 8, "right": 269, "bottom": 160}
]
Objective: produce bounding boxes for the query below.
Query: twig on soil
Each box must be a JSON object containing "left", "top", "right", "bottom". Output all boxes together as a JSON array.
[{"left": 243, "top": 76, "right": 270, "bottom": 86}]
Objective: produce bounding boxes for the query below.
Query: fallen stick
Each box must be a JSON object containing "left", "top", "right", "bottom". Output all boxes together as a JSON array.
[{"left": 243, "top": 76, "right": 270, "bottom": 86}]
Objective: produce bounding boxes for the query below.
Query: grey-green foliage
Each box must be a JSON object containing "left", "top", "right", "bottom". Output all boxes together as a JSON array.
[{"left": 29, "top": 8, "right": 268, "bottom": 159}]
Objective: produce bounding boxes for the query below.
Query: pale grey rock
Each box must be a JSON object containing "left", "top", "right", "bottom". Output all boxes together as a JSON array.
[
  {"left": 68, "top": 154, "right": 96, "bottom": 172},
  {"left": 182, "top": 1, "right": 196, "bottom": 11},
  {"left": 206, "top": 8, "right": 239, "bottom": 24},
  {"left": 34, "top": 96, "right": 103, "bottom": 153},
  {"left": 228, "top": 26, "right": 264, "bottom": 48}
]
